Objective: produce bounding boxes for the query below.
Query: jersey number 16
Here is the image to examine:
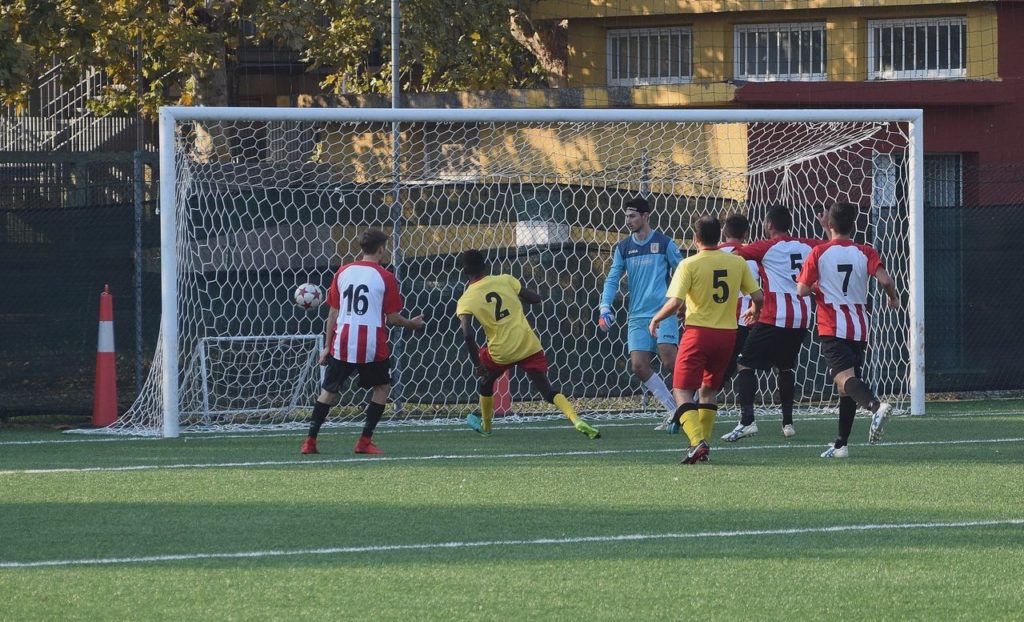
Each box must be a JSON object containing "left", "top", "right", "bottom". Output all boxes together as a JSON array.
[{"left": 342, "top": 283, "right": 370, "bottom": 315}]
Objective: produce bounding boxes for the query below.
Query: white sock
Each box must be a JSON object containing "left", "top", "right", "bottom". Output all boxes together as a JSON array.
[{"left": 644, "top": 374, "right": 676, "bottom": 414}]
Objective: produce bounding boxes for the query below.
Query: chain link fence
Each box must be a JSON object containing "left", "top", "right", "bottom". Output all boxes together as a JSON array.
[
  {"left": 1, "top": 167, "right": 1023, "bottom": 417},
  {"left": 924, "top": 201, "right": 1024, "bottom": 393},
  {"left": 0, "top": 197, "right": 160, "bottom": 415}
]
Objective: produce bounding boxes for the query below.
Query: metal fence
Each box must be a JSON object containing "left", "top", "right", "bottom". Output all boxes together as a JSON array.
[
  {"left": 0, "top": 199, "right": 160, "bottom": 415},
  {"left": 924, "top": 202, "right": 1024, "bottom": 393},
  {"left": 1, "top": 171, "right": 1022, "bottom": 416}
]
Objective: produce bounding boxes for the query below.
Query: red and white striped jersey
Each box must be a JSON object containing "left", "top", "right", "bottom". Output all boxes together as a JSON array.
[
  {"left": 719, "top": 244, "right": 761, "bottom": 327},
  {"left": 325, "top": 260, "right": 403, "bottom": 363},
  {"left": 736, "top": 236, "right": 824, "bottom": 329},
  {"left": 797, "top": 239, "right": 884, "bottom": 343}
]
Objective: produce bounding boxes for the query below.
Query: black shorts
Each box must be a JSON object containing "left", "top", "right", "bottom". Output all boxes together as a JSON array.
[
  {"left": 722, "top": 324, "right": 749, "bottom": 383},
  {"left": 820, "top": 336, "right": 865, "bottom": 379},
  {"left": 322, "top": 357, "right": 391, "bottom": 392},
  {"left": 736, "top": 323, "right": 807, "bottom": 371}
]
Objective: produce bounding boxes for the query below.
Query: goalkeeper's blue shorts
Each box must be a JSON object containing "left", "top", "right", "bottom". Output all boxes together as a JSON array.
[{"left": 627, "top": 316, "right": 679, "bottom": 355}]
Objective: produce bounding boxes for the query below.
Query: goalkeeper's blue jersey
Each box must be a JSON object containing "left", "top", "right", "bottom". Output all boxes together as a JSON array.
[{"left": 600, "top": 230, "right": 683, "bottom": 321}]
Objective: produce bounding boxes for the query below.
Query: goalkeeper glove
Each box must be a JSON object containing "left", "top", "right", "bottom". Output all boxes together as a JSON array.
[{"left": 598, "top": 306, "right": 615, "bottom": 332}]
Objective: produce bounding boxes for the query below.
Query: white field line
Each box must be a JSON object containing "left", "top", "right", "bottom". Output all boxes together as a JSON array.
[
  {"left": 2, "top": 518, "right": 1022, "bottom": 570},
  {"left": 4, "top": 410, "right": 1023, "bottom": 447},
  {"left": 2, "top": 437, "right": 1022, "bottom": 476}
]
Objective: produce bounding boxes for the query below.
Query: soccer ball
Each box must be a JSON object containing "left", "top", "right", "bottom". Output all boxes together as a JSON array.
[{"left": 293, "top": 283, "right": 323, "bottom": 310}]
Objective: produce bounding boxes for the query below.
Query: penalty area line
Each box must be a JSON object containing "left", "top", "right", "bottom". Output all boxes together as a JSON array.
[{"left": 2, "top": 518, "right": 1022, "bottom": 569}]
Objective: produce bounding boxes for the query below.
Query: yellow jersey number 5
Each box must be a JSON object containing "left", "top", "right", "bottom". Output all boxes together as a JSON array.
[{"left": 712, "top": 269, "right": 730, "bottom": 303}]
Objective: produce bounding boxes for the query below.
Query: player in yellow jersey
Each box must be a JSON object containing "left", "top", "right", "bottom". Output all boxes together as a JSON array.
[
  {"left": 455, "top": 249, "right": 600, "bottom": 439},
  {"left": 650, "top": 216, "right": 763, "bottom": 464}
]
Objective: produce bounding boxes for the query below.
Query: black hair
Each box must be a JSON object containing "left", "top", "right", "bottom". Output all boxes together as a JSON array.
[
  {"left": 623, "top": 197, "right": 651, "bottom": 213},
  {"left": 694, "top": 215, "right": 721, "bottom": 246},
  {"left": 765, "top": 205, "right": 792, "bottom": 233},
  {"left": 723, "top": 213, "right": 750, "bottom": 240},
  {"left": 459, "top": 249, "right": 488, "bottom": 277}
]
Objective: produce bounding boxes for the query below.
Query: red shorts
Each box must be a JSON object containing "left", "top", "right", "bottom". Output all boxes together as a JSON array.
[
  {"left": 480, "top": 347, "right": 549, "bottom": 373},
  {"left": 673, "top": 326, "right": 738, "bottom": 391}
]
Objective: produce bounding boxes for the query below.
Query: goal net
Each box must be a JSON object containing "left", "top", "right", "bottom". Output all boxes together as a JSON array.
[
  {"left": 111, "top": 108, "right": 923, "bottom": 436},
  {"left": 188, "top": 335, "right": 324, "bottom": 428}
]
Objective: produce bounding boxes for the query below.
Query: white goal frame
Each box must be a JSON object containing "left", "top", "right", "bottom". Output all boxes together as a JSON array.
[{"left": 158, "top": 106, "right": 925, "bottom": 438}]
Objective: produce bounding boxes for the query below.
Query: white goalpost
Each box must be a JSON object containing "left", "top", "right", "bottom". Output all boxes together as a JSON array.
[{"left": 116, "top": 107, "right": 924, "bottom": 437}]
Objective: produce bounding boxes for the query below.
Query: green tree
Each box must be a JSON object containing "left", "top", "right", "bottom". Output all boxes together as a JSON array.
[
  {"left": 1, "top": 0, "right": 240, "bottom": 115},
  {"left": 0, "top": 0, "right": 556, "bottom": 117}
]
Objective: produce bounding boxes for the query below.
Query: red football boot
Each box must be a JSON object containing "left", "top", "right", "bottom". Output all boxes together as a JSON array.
[
  {"left": 300, "top": 437, "right": 319, "bottom": 455},
  {"left": 354, "top": 437, "right": 384, "bottom": 455}
]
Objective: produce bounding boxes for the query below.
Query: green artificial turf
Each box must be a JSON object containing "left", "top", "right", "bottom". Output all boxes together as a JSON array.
[{"left": 1, "top": 401, "right": 1022, "bottom": 620}]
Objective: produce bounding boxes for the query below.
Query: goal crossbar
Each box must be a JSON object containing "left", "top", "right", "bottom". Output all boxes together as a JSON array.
[{"left": 160, "top": 106, "right": 924, "bottom": 125}]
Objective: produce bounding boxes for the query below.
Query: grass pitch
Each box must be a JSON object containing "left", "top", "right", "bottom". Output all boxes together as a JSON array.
[{"left": 2, "top": 400, "right": 1023, "bottom": 620}]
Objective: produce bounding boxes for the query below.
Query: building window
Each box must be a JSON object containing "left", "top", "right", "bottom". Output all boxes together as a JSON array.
[
  {"left": 606, "top": 27, "right": 692, "bottom": 86},
  {"left": 873, "top": 152, "right": 963, "bottom": 208},
  {"left": 872, "top": 153, "right": 900, "bottom": 209},
  {"left": 734, "top": 23, "right": 826, "bottom": 81},
  {"left": 869, "top": 17, "right": 967, "bottom": 80},
  {"left": 924, "top": 154, "right": 963, "bottom": 207}
]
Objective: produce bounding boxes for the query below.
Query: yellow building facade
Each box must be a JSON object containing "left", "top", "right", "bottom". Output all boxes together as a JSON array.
[{"left": 531, "top": 0, "right": 997, "bottom": 106}]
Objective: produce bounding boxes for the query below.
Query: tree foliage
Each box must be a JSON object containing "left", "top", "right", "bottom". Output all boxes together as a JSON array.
[{"left": 0, "top": 0, "right": 550, "bottom": 117}]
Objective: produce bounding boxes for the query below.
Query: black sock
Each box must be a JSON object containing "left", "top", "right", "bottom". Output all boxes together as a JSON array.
[
  {"left": 778, "top": 369, "right": 795, "bottom": 426},
  {"left": 307, "top": 401, "right": 331, "bottom": 438},
  {"left": 735, "top": 368, "right": 756, "bottom": 426},
  {"left": 843, "top": 377, "right": 880, "bottom": 413},
  {"left": 673, "top": 402, "right": 698, "bottom": 425},
  {"left": 835, "top": 396, "right": 857, "bottom": 448},
  {"left": 361, "top": 401, "right": 386, "bottom": 438}
]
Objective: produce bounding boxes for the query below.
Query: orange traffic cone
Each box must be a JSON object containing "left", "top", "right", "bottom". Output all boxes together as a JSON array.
[
  {"left": 92, "top": 284, "right": 118, "bottom": 427},
  {"left": 494, "top": 370, "right": 512, "bottom": 417}
]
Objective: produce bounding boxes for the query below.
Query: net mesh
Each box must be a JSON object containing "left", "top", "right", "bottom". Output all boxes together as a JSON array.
[
  {"left": 182, "top": 335, "right": 324, "bottom": 428},
  {"left": 109, "top": 114, "right": 914, "bottom": 435}
]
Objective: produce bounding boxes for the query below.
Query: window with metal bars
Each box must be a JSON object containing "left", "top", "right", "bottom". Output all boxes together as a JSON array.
[
  {"left": 606, "top": 27, "right": 693, "bottom": 86},
  {"left": 869, "top": 17, "right": 967, "bottom": 80},
  {"left": 734, "top": 23, "right": 827, "bottom": 81}
]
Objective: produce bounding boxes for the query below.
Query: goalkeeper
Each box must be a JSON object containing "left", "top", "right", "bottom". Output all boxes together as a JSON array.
[{"left": 598, "top": 197, "right": 683, "bottom": 430}]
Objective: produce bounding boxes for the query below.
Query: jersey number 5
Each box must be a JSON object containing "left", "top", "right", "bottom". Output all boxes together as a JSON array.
[
  {"left": 712, "top": 270, "right": 730, "bottom": 304},
  {"left": 485, "top": 291, "right": 511, "bottom": 321},
  {"left": 790, "top": 254, "right": 803, "bottom": 282}
]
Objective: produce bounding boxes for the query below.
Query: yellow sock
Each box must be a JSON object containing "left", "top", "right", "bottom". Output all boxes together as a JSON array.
[
  {"left": 552, "top": 394, "right": 579, "bottom": 424},
  {"left": 479, "top": 395, "right": 494, "bottom": 433},
  {"left": 698, "top": 406, "right": 718, "bottom": 442},
  {"left": 679, "top": 405, "right": 702, "bottom": 446}
]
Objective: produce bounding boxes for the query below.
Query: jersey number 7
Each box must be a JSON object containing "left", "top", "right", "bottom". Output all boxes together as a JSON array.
[{"left": 837, "top": 264, "right": 853, "bottom": 295}]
